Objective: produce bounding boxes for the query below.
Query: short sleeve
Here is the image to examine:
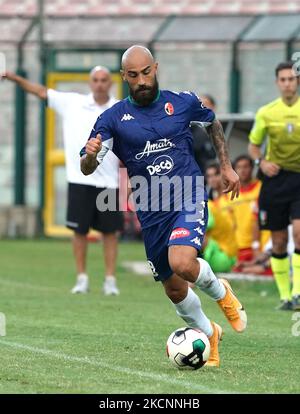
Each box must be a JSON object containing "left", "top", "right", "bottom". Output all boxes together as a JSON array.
[
  {"left": 47, "top": 89, "right": 76, "bottom": 117},
  {"left": 180, "top": 91, "right": 215, "bottom": 124},
  {"left": 80, "top": 109, "right": 114, "bottom": 157},
  {"left": 249, "top": 108, "right": 267, "bottom": 145}
]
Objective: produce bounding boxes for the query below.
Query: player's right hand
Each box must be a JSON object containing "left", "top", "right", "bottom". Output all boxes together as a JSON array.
[
  {"left": 221, "top": 166, "right": 240, "bottom": 200},
  {"left": 260, "top": 159, "right": 280, "bottom": 177},
  {"left": 85, "top": 133, "right": 102, "bottom": 158}
]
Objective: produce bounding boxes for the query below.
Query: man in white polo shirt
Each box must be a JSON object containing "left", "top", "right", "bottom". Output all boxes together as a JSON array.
[{"left": 3, "top": 66, "right": 123, "bottom": 295}]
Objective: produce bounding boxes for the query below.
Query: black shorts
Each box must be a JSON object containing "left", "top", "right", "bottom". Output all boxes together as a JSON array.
[
  {"left": 66, "top": 183, "right": 124, "bottom": 235},
  {"left": 259, "top": 170, "right": 300, "bottom": 231}
]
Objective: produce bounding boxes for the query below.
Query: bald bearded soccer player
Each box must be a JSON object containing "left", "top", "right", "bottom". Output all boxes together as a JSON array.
[
  {"left": 81, "top": 46, "right": 247, "bottom": 368},
  {"left": 3, "top": 66, "right": 123, "bottom": 295}
]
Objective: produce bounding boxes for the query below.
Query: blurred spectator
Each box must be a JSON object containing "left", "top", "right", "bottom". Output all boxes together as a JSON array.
[
  {"left": 202, "top": 163, "right": 238, "bottom": 272},
  {"left": 228, "top": 155, "right": 271, "bottom": 269},
  {"left": 191, "top": 94, "right": 217, "bottom": 172},
  {"left": 240, "top": 225, "right": 295, "bottom": 276},
  {"left": 238, "top": 250, "right": 272, "bottom": 275},
  {"left": 205, "top": 161, "right": 223, "bottom": 200},
  {"left": 205, "top": 158, "right": 272, "bottom": 275},
  {"left": 203, "top": 199, "right": 238, "bottom": 273}
]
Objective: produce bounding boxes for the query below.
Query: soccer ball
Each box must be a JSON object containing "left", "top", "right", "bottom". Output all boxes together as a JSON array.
[{"left": 166, "top": 327, "right": 210, "bottom": 370}]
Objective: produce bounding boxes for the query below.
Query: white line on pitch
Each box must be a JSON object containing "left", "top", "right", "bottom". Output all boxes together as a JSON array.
[
  {"left": 0, "top": 278, "right": 62, "bottom": 293},
  {"left": 0, "top": 340, "right": 234, "bottom": 394}
]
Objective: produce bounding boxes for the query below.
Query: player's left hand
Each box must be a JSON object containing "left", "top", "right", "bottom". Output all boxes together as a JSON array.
[{"left": 221, "top": 166, "right": 240, "bottom": 200}]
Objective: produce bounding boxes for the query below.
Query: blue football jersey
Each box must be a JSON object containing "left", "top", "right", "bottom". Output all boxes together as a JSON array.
[{"left": 80, "top": 90, "right": 215, "bottom": 229}]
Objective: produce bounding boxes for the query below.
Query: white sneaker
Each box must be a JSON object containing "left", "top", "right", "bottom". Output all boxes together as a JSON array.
[
  {"left": 103, "top": 276, "right": 120, "bottom": 296},
  {"left": 71, "top": 273, "right": 89, "bottom": 294}
]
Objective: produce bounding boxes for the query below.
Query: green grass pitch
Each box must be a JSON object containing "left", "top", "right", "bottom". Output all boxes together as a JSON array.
[{"left": 0, "top": 239, "right": 299, "bottom": 394}]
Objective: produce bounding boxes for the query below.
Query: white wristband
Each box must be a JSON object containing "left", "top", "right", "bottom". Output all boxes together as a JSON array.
[{"left": 96, "top": 145, "right": 109, "bottom": 164}]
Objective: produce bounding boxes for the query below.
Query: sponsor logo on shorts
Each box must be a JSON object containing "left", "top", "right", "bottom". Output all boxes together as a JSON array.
[
  {"left": 147, "top": 155, "right": 174, "bottom": 176},
  {"left": 170, "top": 228, "right": 191, "bottom": 240}
]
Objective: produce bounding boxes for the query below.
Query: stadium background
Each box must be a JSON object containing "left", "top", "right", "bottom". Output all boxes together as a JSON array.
[{"left": 1, "top": 0, "right": 300, "bottom": 237}]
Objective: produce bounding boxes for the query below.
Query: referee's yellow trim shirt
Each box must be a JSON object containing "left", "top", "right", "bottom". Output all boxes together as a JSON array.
[{"left": 249, "top": 97, "right": 300, "bottom": 173}]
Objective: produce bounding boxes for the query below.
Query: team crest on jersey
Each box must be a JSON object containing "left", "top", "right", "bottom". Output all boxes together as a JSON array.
[
  {"left": 165, "top": 102, "right": 174, "bottom": 116},
  {"left": 287, "top": 123, "right": 294, "bottom": 133}
]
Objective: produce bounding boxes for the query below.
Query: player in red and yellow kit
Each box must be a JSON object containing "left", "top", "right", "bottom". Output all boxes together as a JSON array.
[
  {"left": 206, "top": 158, "right": 269, "bottom": 268},
  {"left": 204, "top": 199, "right": 238, "bottom": 273},
  {"left": 229, "top": 155, "right": 270, "bottom": 264},
  {"left": 205, "top": 162, "right": 237, "bottom": 272}
]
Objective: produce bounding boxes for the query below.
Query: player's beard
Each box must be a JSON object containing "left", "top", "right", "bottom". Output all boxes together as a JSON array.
[{"left": 129, "top": 77, "right": 159, "bottom": 107}]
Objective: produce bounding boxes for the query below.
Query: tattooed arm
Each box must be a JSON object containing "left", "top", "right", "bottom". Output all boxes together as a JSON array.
[{"left": 207, "top": 119, "right": 240, "bottom": 199}]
